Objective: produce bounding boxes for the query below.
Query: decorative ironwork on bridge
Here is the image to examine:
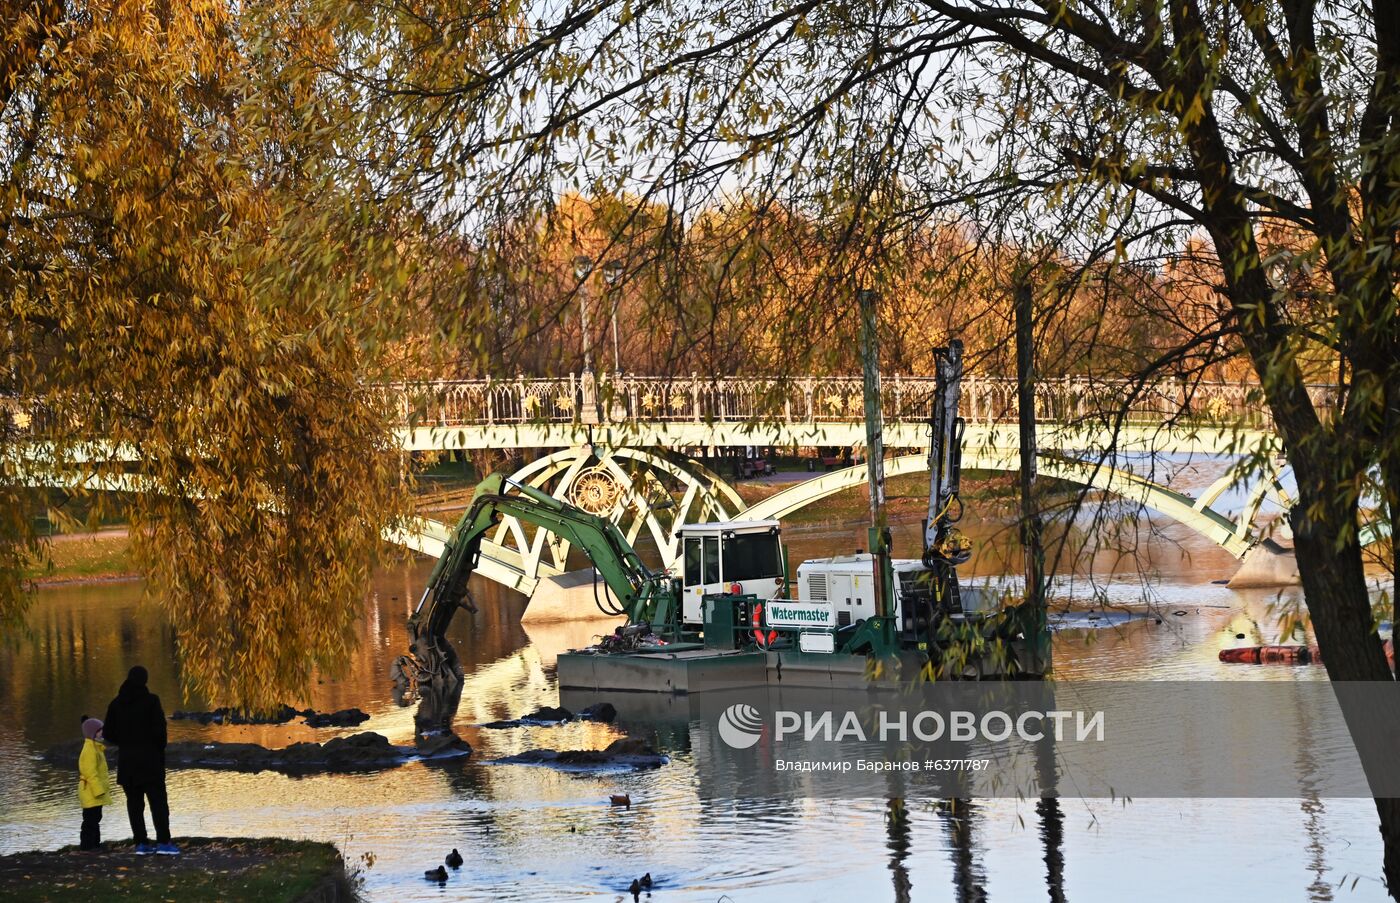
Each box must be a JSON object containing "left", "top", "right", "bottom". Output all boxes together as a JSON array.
[{"left": 380, "top": 373, "right": 1339, "bottom": 429}]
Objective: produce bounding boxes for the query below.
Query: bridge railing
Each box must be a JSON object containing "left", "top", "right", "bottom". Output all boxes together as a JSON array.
[
  {"left": 2, "top": 378, "right": 1342, "bottom": 443},
  {"left": 381, "top": 374, "right": 1340, "bottom": 430}
]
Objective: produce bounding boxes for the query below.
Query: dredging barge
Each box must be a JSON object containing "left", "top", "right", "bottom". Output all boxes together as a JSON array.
[{"left": 394, "top": 338, "right": 1046, "bottom": 699}]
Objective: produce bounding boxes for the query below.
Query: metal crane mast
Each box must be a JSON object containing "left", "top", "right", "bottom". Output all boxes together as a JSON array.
[{"left": 924, "top": 339, "right": 969, "bottom": 568}]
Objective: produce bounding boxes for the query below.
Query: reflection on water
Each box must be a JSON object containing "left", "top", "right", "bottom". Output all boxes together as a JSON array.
[
  {"left": 0, "top": 510, "right": 1393, "bottom": 901},
  {"left": 886, "top": 798, "right": 912, "bottom": 903}
]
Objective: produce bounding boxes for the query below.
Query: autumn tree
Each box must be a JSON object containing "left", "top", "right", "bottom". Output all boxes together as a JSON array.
[{"left": 0, "top": 0, "right": 427, "bottom": 708}]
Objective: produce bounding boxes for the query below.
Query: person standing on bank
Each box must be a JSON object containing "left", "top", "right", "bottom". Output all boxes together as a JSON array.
[
  {"left": 103, "top": 666, "right": 178, "bottom": 855},
  {"left": 77, "top": 716, "right": 112, "bottom": 850}
]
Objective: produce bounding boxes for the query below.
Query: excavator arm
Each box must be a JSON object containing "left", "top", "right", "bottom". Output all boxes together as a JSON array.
[{"left": 398, "top": 473, "right": 679, "bottom": 688}]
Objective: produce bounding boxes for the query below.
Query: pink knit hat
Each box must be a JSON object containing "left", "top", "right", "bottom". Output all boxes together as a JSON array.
[{"left": 81, "top": 718, "right": 103, "bottom": 741}]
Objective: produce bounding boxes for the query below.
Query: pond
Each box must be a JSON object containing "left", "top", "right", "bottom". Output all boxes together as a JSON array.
[{"left": 0, "top": 469, "right": 1393, "bottom": 901}]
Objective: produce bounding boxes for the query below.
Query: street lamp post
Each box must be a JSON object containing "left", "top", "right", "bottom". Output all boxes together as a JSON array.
[
  {"left": 602, "top": 259, "right": 625, "bottom": 373},
  {"left": 572, "top": 255, "right": 595, "bottom": 374},
  {"left": 572, "top": 255, "right": 600, "bottom": 424}
]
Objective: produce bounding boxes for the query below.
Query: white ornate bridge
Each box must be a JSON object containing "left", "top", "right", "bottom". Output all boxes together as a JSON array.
[
  {"left": 11, "top": 374, "right": 1386, "bottom": 595},
  {"left": 375, "top": 374, "right": 1385, "bottom": 596}
]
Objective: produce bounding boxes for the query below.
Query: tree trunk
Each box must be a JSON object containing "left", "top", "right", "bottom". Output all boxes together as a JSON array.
[
  {"left": 1291, "top": 492, "right": 1392, "bottom": 684},
  {"left": 1381, "top": 390, "right": 1400, "bottom": 899},
  {"left": 1380, "top": 797, "right": 1400, "bottom": 900},
  {"left": 1015, "top": 275, "right": 1048, "bottom": 673},
  {"left": 1384, "top": 389, "right": 1399, "bottom": 650},
  {"left": 1291, "top": 485, "right": 1400, "bottom": 897}
]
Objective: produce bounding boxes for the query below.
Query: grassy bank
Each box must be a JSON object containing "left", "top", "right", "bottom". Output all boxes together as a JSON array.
[
  {"left": 22, "top": 530, "right": 138, "bottom": 585},
  {"left": 0, "top": 837, "right": 350, "bottom": 903}
]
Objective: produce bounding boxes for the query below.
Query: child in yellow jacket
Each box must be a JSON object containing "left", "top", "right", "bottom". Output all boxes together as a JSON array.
[{"left": 78, "top": 716, "right": 113, "bottom": 851}]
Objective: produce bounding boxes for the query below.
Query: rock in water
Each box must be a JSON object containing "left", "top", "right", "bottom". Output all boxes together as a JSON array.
[
  {"left": 302, "top": 708, "right": 371, "bottom": 728},
  {"left": 480, "top": 705, "right": 574, "bottom": 729},
  {"left": 416, "top": 727, "right": 472, "bottom": 759},
  {"left": 45, "top": 731, "right": 471, "bottom": 775},
  {"left": 578, "top": 702, "right": 617, "bottom": 723},
  {"left": 479, "top": 702, "right": 618, "bottom": 729},
  {"left": 600, "top": 738, "right": 651, "bottom": 757},
  {"left": 170, "top": 705, "right": 302, "bottom": 726},
  {"left": 171, "top": 705, "right": 370, "bottom": 729},
  {"left": 310, "top": 734, "right": 402, "bottom": 769},
  {"left": 528, "top": 705, "right": 574, "bottom": 722},
  {"left": 488, "top": 739, "right": 666, "bottom": 771}
]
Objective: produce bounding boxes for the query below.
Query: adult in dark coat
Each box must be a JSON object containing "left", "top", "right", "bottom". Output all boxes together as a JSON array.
[{"left": 103, "top": 665, "right": 176, "bottom": 853}]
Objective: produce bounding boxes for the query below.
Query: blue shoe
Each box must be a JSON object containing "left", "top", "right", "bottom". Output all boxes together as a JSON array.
[
  {"left": 135, "top": 842, "right": 156, "bottom": 855},
  {"left": 155, "top": 842, "right": 180, "bottom": 856}
]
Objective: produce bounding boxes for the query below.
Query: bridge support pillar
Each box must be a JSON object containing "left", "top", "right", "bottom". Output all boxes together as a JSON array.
[
  {"left": 523, "top": 569, "right": 626, "bottom": 624},
  {"left": 1227, "top": 538, "right": 1301, "bottom": 588}
]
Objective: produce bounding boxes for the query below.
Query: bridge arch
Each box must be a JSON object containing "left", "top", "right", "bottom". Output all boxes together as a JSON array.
[
  {"left": 393, "top": 445, "right": 743, "bottom": 596},
  {"left": 737, "top": 452, "right": 1293, "bottom": 559}
]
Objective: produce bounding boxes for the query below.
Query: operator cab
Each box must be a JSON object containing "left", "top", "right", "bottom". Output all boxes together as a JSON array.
[{"left": 676, "top": 520, "right": 785, "bottom": 625}]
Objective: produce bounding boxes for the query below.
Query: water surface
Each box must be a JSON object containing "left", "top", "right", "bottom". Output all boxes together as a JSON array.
[{"left": 0, "top": 477, "right": 1393, "bottom": 901}]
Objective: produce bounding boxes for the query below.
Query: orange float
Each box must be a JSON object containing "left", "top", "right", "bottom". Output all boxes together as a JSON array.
[
  {"left": 1220, "top": 639, "right": 1394, "bottom": 667},
  {"left": 751, "top": 602, "right": 778, "bottom": 650}
]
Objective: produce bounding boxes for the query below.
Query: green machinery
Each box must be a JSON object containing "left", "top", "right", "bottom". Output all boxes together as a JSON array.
[
  {"left": 392, "top": 473, "right": 688, "bottom": 689},
  {"left": 393, "top": 468, "right": 914, "bottom": 694}
]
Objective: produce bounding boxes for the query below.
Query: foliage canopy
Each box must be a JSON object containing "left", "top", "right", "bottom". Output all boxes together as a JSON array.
[{"left": 1, "top": 0, "right": 422, "bottom": 707}]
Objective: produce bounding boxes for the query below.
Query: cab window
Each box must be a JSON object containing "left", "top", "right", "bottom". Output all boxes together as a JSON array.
[
  {"left": 722, "top": 533, "right": 783, "bottom": 581},
  {"left": 703, "top": 536, "right": 720, "bottom": 584},
  {"left": 684, "top": 537, "right": 702, "bottom": 585}
]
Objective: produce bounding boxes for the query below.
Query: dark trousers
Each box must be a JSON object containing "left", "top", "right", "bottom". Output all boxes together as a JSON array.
[
  {"left": 80, "top": 806, "right": 102, "bottom": 850},
  {"left": 123, "top": 782, "right": 170, "bottom": 843}
]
